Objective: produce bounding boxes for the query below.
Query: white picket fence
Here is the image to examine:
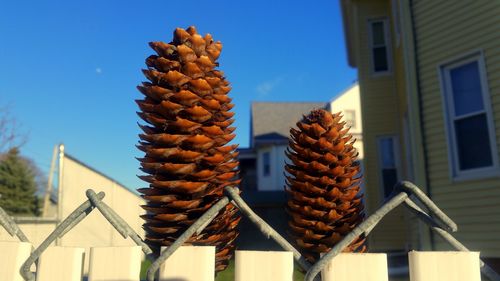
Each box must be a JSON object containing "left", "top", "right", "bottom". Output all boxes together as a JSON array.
[{"left": 0, "top": 242, "right": 482, "bottom": 281}]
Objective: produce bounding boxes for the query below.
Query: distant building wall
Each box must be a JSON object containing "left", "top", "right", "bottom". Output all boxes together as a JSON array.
[
  {"left": 0, "top": 155, "right": 145, "bottom": 260},
  {"left": 256, "top": 145, "right": 287, "bottom": 191},
  {"left": 328, "top": 83, "right": 364, "bottom": 159},
  {"left": 59, "top": 155, "right": 145, "bottom": 272},
  {"left": 0, "top": 218, "right": 57, "bottom": 247},
  {"left": 238, "top": 148, "right": 257, "bottom": 191}
]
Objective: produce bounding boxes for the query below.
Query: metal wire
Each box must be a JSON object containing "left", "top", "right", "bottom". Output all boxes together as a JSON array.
[
  {"left": 224, "top": 186, "right": 313, "bottom": 272},
  {"left": 403, "top": 198, "right": 500, "bottom": 281},
  {"left": 304, "top": 191, "right": 409, "bottom": 281},
  {"left": 20, "top": 191, "right": 106, "bottom": 281},
  {"left": 0, "top": 205, "right": 29, "bottom": 242},
  {"left": 146, "top": 196, "right": 231, "bottom": 281},
  {"left": 85, "top": 189, "right": 153, "bottom": 256},
  {"left": 304, "top": 181, "right": 500, "bottom": 281},
  {"left": 397, "top": 181, "right": 457, "bottom": 232},
  {"left": 0, "top": 181, "right": 498, "bottom": 281}
]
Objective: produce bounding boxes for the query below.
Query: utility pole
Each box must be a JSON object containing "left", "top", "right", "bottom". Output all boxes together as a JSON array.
[{"left": 41, "top": 145, "right": 58, "bottom": 217}]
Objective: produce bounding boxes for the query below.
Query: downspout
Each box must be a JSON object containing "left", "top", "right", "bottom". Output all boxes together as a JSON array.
[
  {"left": 400, "top": 0, "right": 433, "bottom": 250},
  {"left": 407, "top": 0, "right": 434, "bottom": 250}
]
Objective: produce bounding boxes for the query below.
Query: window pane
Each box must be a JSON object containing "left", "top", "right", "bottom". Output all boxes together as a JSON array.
[
  {"left": 263, "top": 152, "right": 270, "bottom": 176},
  {"left": 380, "top": 138, "right": 395, "bottom": 168},
  {"left": 373, "top": 47, "right": 389, "bottom": 72},
  {"left": 450, "top": 61, "right": 484, "bottom": 116},
  {"left": 372, "top": 21, "right": 385, "bottom": 45},
  {"left": 455, "top": 114, "right": 493, "bottom": 170},
  {"left": 382, "top": 169, "right": 398, "bottom": 197},
  {"left": 344, "top": 110, "right": 356, "bottom": 128}
]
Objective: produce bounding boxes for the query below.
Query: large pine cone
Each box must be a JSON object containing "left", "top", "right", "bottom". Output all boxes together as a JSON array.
[
  {"left": 136, "top": 26, "right": 240, "bottom": 272},
  {"left": 285, "top": 109, "right": 366, "bottom": 262}
]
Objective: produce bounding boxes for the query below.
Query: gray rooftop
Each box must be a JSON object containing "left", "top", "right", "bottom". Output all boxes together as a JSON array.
[{"left": 250, "top": 102, "right": 326, "bottom": 147}]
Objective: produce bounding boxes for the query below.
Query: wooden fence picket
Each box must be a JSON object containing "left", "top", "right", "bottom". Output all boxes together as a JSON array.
[
  {"left": 235, "top": 250, "right": 294, "bottom": 281},
  {"left": 35, "top": 246, "right": 85, "bottom": 281},
  {"left": 321, "top": 253, "right": 389, "bottom": 281},
  {"left": 158, "top": 246, "right": 215, "bottom": 281},
  {"left": 409, "top": 251, "right": 481, "bottom": 281},
  {"left": 87, "top": 246, "right": 142, "bottom": 281},
  {"left": 0, "top": 241, "right": 32, "bottom": 281}
]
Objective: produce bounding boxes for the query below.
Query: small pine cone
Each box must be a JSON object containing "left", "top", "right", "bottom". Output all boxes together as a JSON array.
[
  {"left": 285, "top": 109, "right": 366, "bottom": 262},
  {"left": 136, "top": 26, "right": 240, "bottom": 272}
]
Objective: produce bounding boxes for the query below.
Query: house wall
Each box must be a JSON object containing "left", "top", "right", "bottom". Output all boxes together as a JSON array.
[
  {"left": 0, "top": 219, "right": 57, "bottom": 247},
  {"left": 239, "top": 157, "right": 257, "bottom": 191},
  {"left": 0, "top": 155, "right": 146, "bottom": 274},
  {"left": 256, "top": 145, "right": 287, "bottom": 191},
  {"left": 329, "top": 83, "right": 365, "bottom": 159},
  {"left": 394, "top": 0, "right": 430, "bottom": 251},
  {"left": 59, "top": 155, "right": 145, "bottom": 272},
  {"left": 348, "top": 0, "right": 409, "bottom": 252},
  {"left": 412, "top": 1, "right": 500, "bottom": 257}
]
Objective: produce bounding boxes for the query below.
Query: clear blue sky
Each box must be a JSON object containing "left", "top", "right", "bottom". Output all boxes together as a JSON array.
[{"left": 0, "top": 0, "right": 357, "bottom": 191}]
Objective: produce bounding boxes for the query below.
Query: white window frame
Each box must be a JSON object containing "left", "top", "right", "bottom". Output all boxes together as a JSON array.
[
  {"left": 368, "top": 17, "right": 393, "bottom": 76},
  {"left": 438, "top": 50, "right": 500, "bottom": 181},
  {"left": 377, "top": 135, "right": 401, "bottom": 200},
  {"left": 344, "top": 109, "right": 356, "bottom": 129}
]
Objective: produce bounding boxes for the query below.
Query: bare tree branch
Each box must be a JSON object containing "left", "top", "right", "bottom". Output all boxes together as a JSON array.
[{"left": 0, "top": 104, "right": 28, "bottom": 153}]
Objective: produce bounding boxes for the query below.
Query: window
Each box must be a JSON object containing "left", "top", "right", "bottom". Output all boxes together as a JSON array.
[
  {"left": 440, "top": 52, "right": 499, "bottom": 179},
  {"left": 377, "top": 136, "right": 400, "bottom": 198},
  {"left": 344, "top": 110, "right": 356, "bottom": 129},
  {"left": 263, "top": 152, "right": 270, "bottom": 177},
  {"left": 368, "top": 18, "right": 391, "bottom": 74}
]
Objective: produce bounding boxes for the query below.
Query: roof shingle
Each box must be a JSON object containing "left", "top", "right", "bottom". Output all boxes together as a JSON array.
[{"left": 250, "top": 102, "right": 326, "bottom": 146}]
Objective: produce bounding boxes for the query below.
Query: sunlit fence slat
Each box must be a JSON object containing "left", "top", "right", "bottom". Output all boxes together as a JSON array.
[
  {"left": 235, "top": 250, "right": 294, "bottom": 281},
  {"left": 88, "top": 246, "right": 142, "bottom": 281},
  {"left": 321, "top": 253, "right": 388, "bottom": 281},
  {"left": 36, "top": 246, "right": 85, "bottom": 281},
  {"left": 0, "top": 241, "right": 31, "bottom": 281},
  {"left": 158, "top": 246, "right": 215, "bottom": 281},
  {"left": 409, "top": 251, "right": 481, "bottom": 281}
]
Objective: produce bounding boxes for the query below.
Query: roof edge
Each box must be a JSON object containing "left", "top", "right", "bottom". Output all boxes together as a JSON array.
[
  {"left": 64, "top": 153, "right": 140, "bottom": 198},
  {"left": 341, "top": 0, "right": 357, "bottom": 67},
  {"left": 330, "top": 81, "right": 359, "bottom": 103}
]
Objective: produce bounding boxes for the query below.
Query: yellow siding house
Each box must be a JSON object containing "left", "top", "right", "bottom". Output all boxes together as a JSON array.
[{"left": 341, "top": 0, "right": 500, "bottom": 271}]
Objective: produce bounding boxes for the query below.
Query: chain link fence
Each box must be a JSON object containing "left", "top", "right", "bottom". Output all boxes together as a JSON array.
[{"left": 1, "top": 181, "right": 499, "bottom": 281}]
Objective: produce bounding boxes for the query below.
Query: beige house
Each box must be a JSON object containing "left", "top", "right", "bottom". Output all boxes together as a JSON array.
[
  {"left": 0, "top": 145, "right": 145, "bottom": 273},
  {"left": 59, "top": 152, "right": 145, "bottom": 271},
  {"left": 341, "top": 0, "right": 500, "bottom": 271},
  {"left": 328, "top": 82, "right": 364, "bottom": 159}
]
